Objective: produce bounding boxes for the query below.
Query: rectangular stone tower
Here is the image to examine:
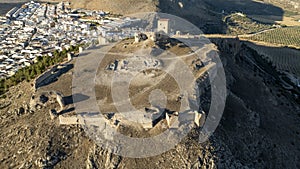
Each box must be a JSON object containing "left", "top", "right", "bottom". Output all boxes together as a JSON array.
[{"left": 157, "top": 18, "right": 170, "bottom": 34}]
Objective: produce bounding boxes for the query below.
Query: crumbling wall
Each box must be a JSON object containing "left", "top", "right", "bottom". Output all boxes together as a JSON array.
[
  {"left": 30, "top": 90, "right": 65, "bottom": 112},
  {"left": 59, "top": 115, "right": 81, "bottom": 125}
]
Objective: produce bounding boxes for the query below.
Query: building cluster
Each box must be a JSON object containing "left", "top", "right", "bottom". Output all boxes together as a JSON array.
[{"left": 0, "top": 1, "right": 143, "bottom": 79}]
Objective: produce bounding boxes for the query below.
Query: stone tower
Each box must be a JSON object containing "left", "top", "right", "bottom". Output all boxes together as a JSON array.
[{"left": 157, "top": 18, "right": 170, "bottom": 34}]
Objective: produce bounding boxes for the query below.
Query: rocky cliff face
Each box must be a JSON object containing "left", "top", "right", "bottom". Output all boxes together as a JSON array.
[{"left": 211, "top": 38, "right": 300, "bottom": 168}]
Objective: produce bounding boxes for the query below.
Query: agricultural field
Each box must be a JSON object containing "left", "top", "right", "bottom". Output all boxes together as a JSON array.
[
  {"left": 224, "top": 13, "right": 273, "bottom": 35},
  {"left": 245, "top": 26, "right": 300, "bottom": 48},
  {"left": 244, "top": 41, "right": 300, "bottom": 77},
  {"left": 249, "top": 15, "right": 300, "bottom": 26}
]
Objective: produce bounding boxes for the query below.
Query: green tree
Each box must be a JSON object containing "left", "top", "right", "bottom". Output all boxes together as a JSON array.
[
  {"left": 30, "top": 69, "right": 37, "bottom": 78},
  {"left": 36, "top": 56, "right": 43, "bottom": 62}
]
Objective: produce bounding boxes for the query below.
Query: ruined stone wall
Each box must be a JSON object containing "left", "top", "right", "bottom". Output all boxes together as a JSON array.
[{"left": 59, "top": 115, "right": 81, "bottom": 125}]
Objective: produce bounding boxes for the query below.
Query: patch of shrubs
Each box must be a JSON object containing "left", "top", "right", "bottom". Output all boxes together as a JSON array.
[{"left": 0, "top": 45, "right": 81, "bottom": 95}]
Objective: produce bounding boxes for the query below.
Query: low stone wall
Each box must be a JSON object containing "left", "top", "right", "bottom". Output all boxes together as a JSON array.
[
  {"left": 59, "top": 115, "right": 82, "bottom": 125},
  {"left": 57, "top": 110, "right": 206, "bottom": 129},
  {"left": 34, "top": 63, "right": 73, "bottom": 90}
]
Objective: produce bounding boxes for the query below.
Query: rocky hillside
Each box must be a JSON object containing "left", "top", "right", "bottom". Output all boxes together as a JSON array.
[
  {"left": 46, "top": 0, "right": 292, "bottom": 14},
  {"left": 1, "top": 37, "right": 299, "bottom": 168},
  {"left": 45, "top": 0, "right": 159, "bottom": 14},
  {"left": 1, "top": 1, "right": 299, "bottom": 168},
  {"left": 263, "top": 0, "right": 300, "bottom": 12},
  {"left": 46, "top": 0, "right": 293, "bottom": 33}
]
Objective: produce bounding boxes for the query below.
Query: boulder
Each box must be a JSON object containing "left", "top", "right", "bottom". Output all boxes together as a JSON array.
[
  {"left": 29, "top": 95, "right": 37, "bottom": 109},
  {"left": 39, "top": 94, "right": 49, "bottom": 103},
  {"left": 166, "top": 112, "right": 170, "bottom": 127},
  {"left": 56, "top": 94, "right": 65, "bottom": 111},
  {"left": 135, "top": 33, "right": 148, "bottom": 43},
  {"left": 36, "top": 104, "right": 42, "bottom": 110},
  {"left": 18, "top": 107, "right": 25, "bottom": 115}
]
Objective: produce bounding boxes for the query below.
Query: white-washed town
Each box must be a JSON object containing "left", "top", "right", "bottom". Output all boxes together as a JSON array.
[{"left": 0, "top": 1, "right": 142, "bottom": 79}]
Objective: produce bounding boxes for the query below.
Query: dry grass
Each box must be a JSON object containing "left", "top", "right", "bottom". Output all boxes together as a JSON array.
[
  {"left": 46, "top": 0, "right": 158, "bottom": 14},
  {"left": 95, "top": 39, "right": 186, "bottom": 113}
]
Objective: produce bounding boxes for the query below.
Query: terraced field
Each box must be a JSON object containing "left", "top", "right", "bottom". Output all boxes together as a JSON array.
[
  {"left": 224, "top": 13, "right": 273, "bottom": 35},
  {"left": 245, "top": 41, "right": 300, "bottom": 77},
  {"left": 245, "top": 26, "right": 300, "bottom": 48}
]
